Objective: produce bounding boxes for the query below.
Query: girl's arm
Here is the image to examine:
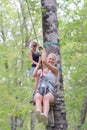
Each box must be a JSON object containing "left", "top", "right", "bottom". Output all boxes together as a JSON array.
[
  {"left": 29, "top": 51, "right": 38, "bottom": 65},
  {"left": 45, "top": 62, "right": 58, "bottom": 76},
  {"left": 32, "top": 57, "right": 42, "bottom": 77}
]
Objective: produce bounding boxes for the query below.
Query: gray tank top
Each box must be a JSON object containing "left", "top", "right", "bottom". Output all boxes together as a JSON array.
[
  {"left": 45, "top": 70, "right": 57, "bottom": 86},
  {"left": 36, "top": 70, "right": 57, "bottom": 96},
  {"left": 40, "top": 70, "right": 57, "bottom": 86}
]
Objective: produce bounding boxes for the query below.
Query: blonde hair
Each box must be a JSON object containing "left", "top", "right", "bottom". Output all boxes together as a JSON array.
[
  {"left": 29, "top": 40, "right": 38, "bottom": 47},
  {"left": 48, "top": 53, "right": 57, "bottom": 61}
]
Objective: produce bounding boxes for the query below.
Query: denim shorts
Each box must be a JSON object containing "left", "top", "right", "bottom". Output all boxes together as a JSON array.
[
  {"left": 35, "top": 77, "right": 56, "bottom": 99},
  {"left": 31, "top": 66, "right": 36, "bottom": 74}
]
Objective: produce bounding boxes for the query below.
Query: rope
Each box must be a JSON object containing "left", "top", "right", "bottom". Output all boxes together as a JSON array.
[{"left": 25, "top": 0, "right": 38, "bottom": 43}]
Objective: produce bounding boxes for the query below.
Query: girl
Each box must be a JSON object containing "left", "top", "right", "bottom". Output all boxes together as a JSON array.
[{"left": 33, "top": 47, "right": 58, "bottom": 125}]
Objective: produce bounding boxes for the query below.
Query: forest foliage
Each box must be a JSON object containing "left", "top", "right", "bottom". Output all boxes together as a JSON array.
[{"left": 0, "top": 0, "right": 87, "bottom": 130}]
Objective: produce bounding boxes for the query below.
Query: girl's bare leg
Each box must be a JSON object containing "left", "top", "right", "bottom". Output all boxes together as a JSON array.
[
  {"left": 34, "top": 93, "right": 43, "bottom": 113},
  {"left": 43, "top": 93, "right": 54, "bottom": 115}
]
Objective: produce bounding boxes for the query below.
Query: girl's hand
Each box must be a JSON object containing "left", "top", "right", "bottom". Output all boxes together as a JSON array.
[
  {"left": 38, "top": 46, "right": 43, "bottom": 50},
  {"left": 38, "top": 46, "right": 45, "bottom": 50}
]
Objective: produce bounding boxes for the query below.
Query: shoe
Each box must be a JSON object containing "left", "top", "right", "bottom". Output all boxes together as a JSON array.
[
  {"left": 41, "top": 113, "right": 48, "bottom": 125},
  {"left": 35, "top": 111, "right": 41, "bottom": 122}
]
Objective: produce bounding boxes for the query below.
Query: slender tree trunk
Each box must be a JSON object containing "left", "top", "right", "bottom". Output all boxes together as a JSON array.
[
  {"left": 30, "top": 111, "right": 36, "bottom": 130},
  {"left": 11, "top": 116, "right": 17, "bottom": 130},
  {"left": 76, "top": 96, "right": 87, "bottom": 130},
  {"left": 41, "top": 0, "right": 68, "bottom": 130},
  {"left": 18, "top": 0, "right": 28, "bottom": 69},
  {"left": 18, "top": 0, "right": 29, "bottom": 44}
]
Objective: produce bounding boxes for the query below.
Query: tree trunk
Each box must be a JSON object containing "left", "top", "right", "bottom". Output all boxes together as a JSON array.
[
  {"left": 77, "top": 96, "right": 87, "bottom": 130},
  {"left": 41, "top": 0, "right": 68, "bottom": 129},
  {"left": 11, "top": 116, "right": 17, "bottom": 130},
  {"left": 18, "top": 0, "right": 29, "bottom": 44}
]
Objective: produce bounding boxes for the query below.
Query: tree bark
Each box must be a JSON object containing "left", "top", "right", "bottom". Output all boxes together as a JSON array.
[{"left": 41, "top": 0, "right": 68, "bottom": 129}]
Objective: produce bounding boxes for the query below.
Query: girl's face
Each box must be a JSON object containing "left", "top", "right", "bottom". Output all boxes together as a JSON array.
[
  {"left": 47, "top": 54, "right": 56, "bottom": 65},
  {"left": 32, "top": 43, "right": 37, "bottom": 50}
]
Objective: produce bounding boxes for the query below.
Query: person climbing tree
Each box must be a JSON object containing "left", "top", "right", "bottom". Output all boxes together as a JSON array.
[
  {"left": 29, "top": 40, "right": 41, "bottom": 91},
  {"left": 33, "top": 46, "right": 58, "bottom": 125}
]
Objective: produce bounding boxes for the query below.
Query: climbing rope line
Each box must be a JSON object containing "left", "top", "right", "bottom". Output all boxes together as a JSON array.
[{"left": 25, "top": 0, "right": 38, "bottom": 43}]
